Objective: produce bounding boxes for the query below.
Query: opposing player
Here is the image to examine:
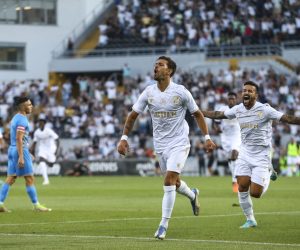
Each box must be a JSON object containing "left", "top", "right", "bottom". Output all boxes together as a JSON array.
[
  {"left": 202, "top": 81, "right": 300, "bottom": 228},
  {"left": 117, "top": 56, "right": 216, "bottom": 239},
  {"left": 214, "top": 92, "right": 241, "bottom": 195},
  {"left": 0, "top": 97, "right": 51, "bottom": 212},
  {"left": 31, "top": 114, "right": 59, "bottom": 185}
]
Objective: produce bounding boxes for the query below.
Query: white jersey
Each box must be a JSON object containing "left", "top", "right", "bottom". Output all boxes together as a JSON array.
[
  {"left": 216, "top": 105, "right": 241, "bottom": 152},
  {"left": 224, "top": 102, "right": 283, "bottom": 151},
  {"left": 132, "top": 82, "right": 199, "bottom": 153},
  {"left": 33, "top": 127, "right": 59, "bottom": 158}
]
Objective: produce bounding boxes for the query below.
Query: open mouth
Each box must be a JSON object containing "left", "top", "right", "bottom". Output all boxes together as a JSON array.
[{"left": 243, "top": 95, "right": 250, "bottom": 101}]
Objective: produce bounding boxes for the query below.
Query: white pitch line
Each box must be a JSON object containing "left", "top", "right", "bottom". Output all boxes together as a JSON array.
[
  {"left": 0, "top": 210, "right": 299, "bottom": 227},
  {"left": 0, "top": 233, "right": 299, "bottom": 248}
]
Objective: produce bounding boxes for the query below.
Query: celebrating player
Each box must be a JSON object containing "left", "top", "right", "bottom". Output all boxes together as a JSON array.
[
  {"left": 202, "top": 81, "right": 300, "bottom": 228},
  {"left": 117, "top": 56, "right": 216, "bottom": 239}
]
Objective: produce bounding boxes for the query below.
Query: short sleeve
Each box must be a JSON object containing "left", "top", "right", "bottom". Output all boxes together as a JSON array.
[
  {"left": 49, "top": 129, "right": 59, "bottom": 140},
  {"left": 224, "top": 105, "right": 238, "bottom": 119},
  {"left": 182, "top": 88, "right": 199, "bottom": 113},
  {"left": 16, "top": 116, "right": 27, "bottom": 133},
  {"left": 265, "top": 104, "right": 283, "bottom": 121},
  {"left": 132, "top": 89, "right": 148, "bottom": 113}
]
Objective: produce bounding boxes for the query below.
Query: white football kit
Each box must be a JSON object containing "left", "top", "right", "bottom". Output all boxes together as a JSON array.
[
  {"left": 33, "top": 127, "right": 59, "bottom": 163},
  {"left": 224, "top": 102, "right": 283, "bottom": 190},
  {"left": 132, "top": 82, "right": 199, "bottom": 173},
  {"left": 217, "top": 105, "right": 241, "bottom": 155}
]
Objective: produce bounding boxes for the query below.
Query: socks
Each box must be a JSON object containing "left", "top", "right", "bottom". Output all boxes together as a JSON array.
[
  {"left": 238, "top": 191, "right": 255, "bottom": 221},
  {"left": 26, "top": 185, "right": 38, "bottom": 204},
  {"left": 160, "top": 185, "right": 176, "bottom": 229},
  {"left": 39, "top": 161, "right": 49, "bottom": 183},
  {"left": 229, "top": 161, "right": 237, "bottom": 183},
  {"left": 176, "top": 180, "right": 195, "bottom": 200},
  {"left": 0, "top": 183, "right": 10, "bottom": 204}
]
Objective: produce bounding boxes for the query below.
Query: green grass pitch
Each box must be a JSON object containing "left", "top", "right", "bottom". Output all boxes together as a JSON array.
[{"left": 0, "top": 176, "right": 299, "bottom": 249}]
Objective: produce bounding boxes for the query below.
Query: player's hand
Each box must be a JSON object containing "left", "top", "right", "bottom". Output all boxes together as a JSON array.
[
  {"left": 205, "top": 139, "right": 216, "bottom": 153},
  {"left": 30, "top": 154, "right": 35, "bottom": 161},
  {"left": 117, "top": 140, "right": 129, "bottom": 156},
  {"left": 18, "top": 157, "right": 25, "bottom": 168}
]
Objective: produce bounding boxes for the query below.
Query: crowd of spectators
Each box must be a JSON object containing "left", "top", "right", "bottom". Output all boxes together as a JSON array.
[
  {"left": 1, "top": 63, "right": 300, "bottom": 171},
  {"left": 98, "top": 0, "right": 300, "bottom": 50}
]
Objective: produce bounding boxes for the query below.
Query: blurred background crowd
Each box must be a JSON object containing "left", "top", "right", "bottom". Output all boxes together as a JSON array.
[{"left": 1, "top": 63, "right": 300, "bottom": 176}]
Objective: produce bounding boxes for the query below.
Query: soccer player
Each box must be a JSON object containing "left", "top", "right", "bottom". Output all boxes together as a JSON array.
[
  {"left": 202, "top": 81, "right": 300, "bottom": 228},
  {"left": 214, "top": 92, "right": 241, "bottom": 195},
  {"left": 0, "top": 97, "right": 51, "bottom": 212},
  {"left": 117, "top": 56, "right": 216, "bottom": 239},
  {"left": 31, "top": 114, "right": 59, "bottom": 185}
]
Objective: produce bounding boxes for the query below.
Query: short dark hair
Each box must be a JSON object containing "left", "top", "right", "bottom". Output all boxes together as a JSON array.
[
  {"left": 243, "top": 81, "right": 259, "bottom": 93},
  {"left": 157, "top": 56, "right": 177, "bottom": 77},
  {"left": 13, "top": 96, "right": 30, "bottom": 107},
  {"left": 228, "top": 92, "right": 237, "bottom": 98}
]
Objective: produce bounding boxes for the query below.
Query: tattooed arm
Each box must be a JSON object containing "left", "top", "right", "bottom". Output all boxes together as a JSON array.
[
  {"left": 201, "top": 110, "right": 227, "bottom": 119},
  {"left": 280, "top": 114, "right": 300, "bottom": 125},
  {"left": 117, "top": 111, "right": 139, "bottom": 156}
]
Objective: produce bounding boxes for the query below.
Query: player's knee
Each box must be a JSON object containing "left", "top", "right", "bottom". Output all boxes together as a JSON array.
[
  {"left": 250, "top": 191, "right": 262, "bottom": 198},
  {"left": 238, "top": 184, "right": 249, "bottom": 192},
  {"left": 6, "top": 176, "right": 16, "bottom": 185}
]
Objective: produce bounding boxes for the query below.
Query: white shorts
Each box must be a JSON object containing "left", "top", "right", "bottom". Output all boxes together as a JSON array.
[
  {"left": 235, "top": 145, "right": 271, "bottom": 189},
  {"left": 221, "top": 135, "right": 241, "bottom": 155},
  {"left": 38, "top": 151, "right": 56, "bottom": 163},
  {"left": 156, "top": 146, "right": 190, "bottom": 174}
]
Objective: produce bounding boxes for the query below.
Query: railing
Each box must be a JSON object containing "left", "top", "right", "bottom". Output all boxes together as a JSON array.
[
  {"left": 51, "top": 0, "right": 113, "bottom": 59},
  {"left": 206, "top": 44, "right": 282, "bottom": 58},
  {"left": 61, "top": 45, "right": 204, "bottom": 58},
  {"left": 55, "top": 41, "right": 300, "bottom": 59}
]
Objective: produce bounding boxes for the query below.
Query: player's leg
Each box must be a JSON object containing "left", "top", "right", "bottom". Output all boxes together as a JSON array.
[
  {"left": 235, "top": 156, "right": 257, "bottom": 228},
  {"left": 24, "top": 175, "right": 51, "bottom": 212},
  {"left": 154, "top": 153, "right": 169, "bottom": 239},
  {"left": 172, "top": 147, "right": 200, "bottom": 215},
  {"left": 237, "top": 176, "right": 257, "bottom": 228},
  {"left": 38, "top": 159, "right": 49, "bottom": 185},
  {"left": 0, "top": 176, "right": 16, "bottom": 212},
  {"left": 22, "top": 149, "right": 51, "bottom": 211},
  {"left": 0, "top": 146, "right": 18, "bottom": 212},
  {"left": 250, "top": 165, "right": 271, "bottom": 197}
]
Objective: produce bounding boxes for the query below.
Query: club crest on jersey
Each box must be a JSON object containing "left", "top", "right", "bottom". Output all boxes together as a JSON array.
[
  {"left": 257, "top": 111, "right": 263, "bottom": 118},
  {"left": 172, "top": 96, "right": 181, "bottom": 105}
]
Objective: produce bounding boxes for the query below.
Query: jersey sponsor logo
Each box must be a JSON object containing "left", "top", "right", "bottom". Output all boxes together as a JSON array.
[
  {"left": 240, "top": 123, "right": 258, "bottom": 129},
  {"left": 153, "top": 111, "right": 177, "bottom": 118}
]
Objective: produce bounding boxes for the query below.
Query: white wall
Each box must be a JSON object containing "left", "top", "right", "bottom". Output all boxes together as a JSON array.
[{"left": 0, "top": 0, "right": 105, "bottom": 81}]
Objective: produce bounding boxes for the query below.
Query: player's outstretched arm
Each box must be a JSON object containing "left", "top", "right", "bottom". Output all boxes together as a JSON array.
[
  {"left": 117, "top": 110, "right": 139, "bottom": 156},
  {"left": 192, "top": 110, "right": 216, "bottom": 152},
  {"left": 202, "top": 110, "right": 227, "bottom": 119},
  {"left": 280, "top": 114, "right": 300, "bottom": 125}
]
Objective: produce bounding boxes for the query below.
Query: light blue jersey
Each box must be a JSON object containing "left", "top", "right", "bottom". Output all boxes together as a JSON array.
[{"left": 8, "top": 113, "right": 33, "bottom": 176}]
